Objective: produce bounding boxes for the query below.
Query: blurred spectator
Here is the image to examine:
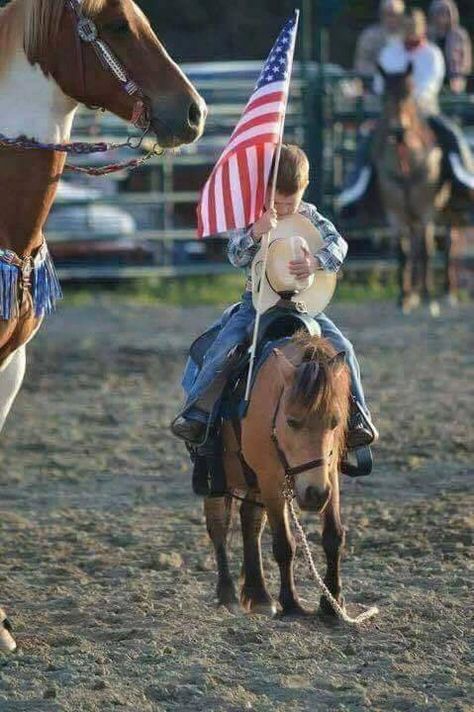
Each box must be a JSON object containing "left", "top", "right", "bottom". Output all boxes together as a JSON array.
[
  {"left": 375, "top": 9, "right": 445, "bottom": 115},
  {"left": 428, "top": 0, "right": 472, "bottom": 93},
  {"left": 354, "top": 0, "right": 406, "bottom": 76}
]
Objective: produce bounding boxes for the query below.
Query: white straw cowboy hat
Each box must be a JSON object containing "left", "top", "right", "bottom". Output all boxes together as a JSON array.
[{"left": 251, "top": 213, "right": 337, "bottom": 315}]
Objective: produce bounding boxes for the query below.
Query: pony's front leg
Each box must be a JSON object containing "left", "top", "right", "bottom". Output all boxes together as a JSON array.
[
  {"left": 319, "top": 472, "right": 345, "bottom": 617},
  {"left": 204, "top": 496, "right": 238, "bottom": 611},
  {"left": 266, "top": 498, "right": 310, "bottom": 617},
  {"left": 239, "top": 497, "right": 276, "bottom": 615}
]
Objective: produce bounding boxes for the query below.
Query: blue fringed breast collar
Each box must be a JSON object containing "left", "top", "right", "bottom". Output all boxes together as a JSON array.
[{"left": 0, "top": 243, "right": 62, "bottom": 321}]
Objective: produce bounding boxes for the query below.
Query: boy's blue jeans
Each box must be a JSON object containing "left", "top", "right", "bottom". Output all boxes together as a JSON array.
[{"left": 182, "top": 291, "right": 367, "bottom": 423}]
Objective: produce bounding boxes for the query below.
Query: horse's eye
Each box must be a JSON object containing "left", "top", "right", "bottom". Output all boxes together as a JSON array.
[
  {"left": 104, "top": 20, "right": 130, "bottom": 35},
  {"left": 287, "top": 417, "right": 302, "bottom": 430}
]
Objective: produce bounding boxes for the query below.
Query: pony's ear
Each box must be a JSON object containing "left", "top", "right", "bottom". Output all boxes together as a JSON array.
[
  {"left": 405, "top": 61, "right": 414, "bottom": 77},
  {"left": 328, "top": 351, "right": 346, "bottom": 376},
  {"left": 377, "top": 63, "right": 387, "bottom": 79},
  {"left": 273, "top": 348, "right": 296, "bottom": 387}
]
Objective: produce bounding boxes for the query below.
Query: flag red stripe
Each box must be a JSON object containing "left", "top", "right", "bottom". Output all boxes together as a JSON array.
[
  {"left": 207, "top": 172, "right": 217, "bottom": 236},
  {"left": 237, "top": 150, "right": 252, "bottom": 225},
  {"left": 246, "top": 91, "right": 286, "bottom": 114},
  {"left": 255, "top": 144, "right": 266, "bottom": 221},
  {"left": 222, "top": 161, "right": 236, "bottom": 230},
  {"left": 229, "top": 112, "right": 283, "bottom": 144}
]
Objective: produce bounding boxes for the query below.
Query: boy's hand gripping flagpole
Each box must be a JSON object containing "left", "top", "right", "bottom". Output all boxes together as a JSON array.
[{"left": 244, "top": 9, "right": 300, "bottom": 404}]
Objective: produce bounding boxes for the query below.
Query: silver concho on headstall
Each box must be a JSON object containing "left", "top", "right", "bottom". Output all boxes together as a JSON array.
[{"left": 77, "top": 17, "right": 98, "bottom": 43}]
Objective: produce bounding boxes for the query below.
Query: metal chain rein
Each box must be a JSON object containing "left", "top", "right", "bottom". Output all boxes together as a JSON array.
[{"left": 283, "top": 476, "right": 379, "bottom": 626}]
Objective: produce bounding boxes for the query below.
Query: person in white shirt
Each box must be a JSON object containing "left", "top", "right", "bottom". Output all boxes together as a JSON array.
[
  {"left": 339, "top": 8, "right": 473, "bottom": 212},
  {"left": 375, "top": 9, "right": 445, "bottom": 115}
]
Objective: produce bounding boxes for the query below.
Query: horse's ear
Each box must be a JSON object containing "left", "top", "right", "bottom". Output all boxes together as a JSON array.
[
  {"left": 273, "top": 348, "right": 295, "bottom": 387},
  {"left": 328, "top": 351, "right": 346, "bottom": 376},
  {"left": 405, "top": 61, "right": 414, "bottom": 77},
  {"left": 377, "top": 63, "right": 387, "bottom": 79}
]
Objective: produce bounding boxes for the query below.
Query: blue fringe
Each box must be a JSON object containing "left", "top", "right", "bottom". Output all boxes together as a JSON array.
[
  {"left": 32, "top": 251, "right": 63, "bottom": 318},
  {"left": 0, "top": 250, "right": 62, "bottom": 321}
]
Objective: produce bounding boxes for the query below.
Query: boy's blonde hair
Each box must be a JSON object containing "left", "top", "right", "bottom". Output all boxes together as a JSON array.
[{"left": 272, "top": 144, "right": 310, "bottom": 195}]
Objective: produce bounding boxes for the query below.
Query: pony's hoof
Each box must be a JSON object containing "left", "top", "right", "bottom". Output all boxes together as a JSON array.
[
  {"left": 247, "top": 601, "right": 278, "bottom": 617},
  {"left": 444, "top": 293, "right": 459, "bottom": 308},
  {"left": 278, "top": 603, "right": 313, "bottom": 619},
  {"left": 241, "top": 590, "right": 276, "bottom": 617},
  {"left": 218, "top": 601, "right": 241, "bottom": 615},
  {"left": 318, "top": 594, "right": 345, "bottom": 619}
]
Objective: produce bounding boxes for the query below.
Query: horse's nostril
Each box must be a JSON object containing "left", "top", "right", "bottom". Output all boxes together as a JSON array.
[{"left": 188, "top": 101, "right": 203, "bottom": 129}]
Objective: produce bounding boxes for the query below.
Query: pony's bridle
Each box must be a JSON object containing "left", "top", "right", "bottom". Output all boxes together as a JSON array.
[
  {"left": 271, "top": 388, "right": 332, "bottom": 486},
  {"left": 67, "top": 0, "right": 148, "bottom": 128}
]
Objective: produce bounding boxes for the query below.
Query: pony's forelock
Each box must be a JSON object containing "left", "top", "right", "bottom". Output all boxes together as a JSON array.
[{"left": 288, "top": 331, "right": 350, "bottom": 460}]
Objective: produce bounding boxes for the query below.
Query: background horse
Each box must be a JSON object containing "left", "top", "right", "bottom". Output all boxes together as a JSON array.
[
  {"left": 204, "top": 332, "right": 349, "bottom": 618},
  {"left": 0, "top": 0, "right": 206, "bottom": 645},
  {"left": 372, "top": 65, "right": 449, "bottom": 315}
]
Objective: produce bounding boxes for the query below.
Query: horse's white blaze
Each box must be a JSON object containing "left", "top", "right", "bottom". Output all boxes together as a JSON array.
[
  {"left": 0, "top": 49, "right": 78, "bottom": 143},
  {"left": 0, "top": 347, "right": 26, "bottom": 433}
]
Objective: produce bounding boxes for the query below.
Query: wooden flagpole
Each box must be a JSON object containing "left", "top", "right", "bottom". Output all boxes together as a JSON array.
[{"left": 244, "top": 9, "right": 301, "bottom": 403}]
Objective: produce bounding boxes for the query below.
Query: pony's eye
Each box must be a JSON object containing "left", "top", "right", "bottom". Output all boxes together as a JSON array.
[
  {"left": 287, "top": 417, "right": 303, "bottom": 430},
  {"left": 330, "top": 415, "right": 340, "bottom": 430}
]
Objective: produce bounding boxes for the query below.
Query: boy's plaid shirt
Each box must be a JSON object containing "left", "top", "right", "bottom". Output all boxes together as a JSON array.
[{"left": 225, "top": 201, "right": 348, "bottom": 288}]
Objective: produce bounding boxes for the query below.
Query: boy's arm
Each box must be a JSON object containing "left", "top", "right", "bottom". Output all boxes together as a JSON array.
[
  {"left": 300, "top": 202, "right": 348, "bottom": 272},
  {"left": 226, "top": 227, "right": 260, "bottom": 268}
]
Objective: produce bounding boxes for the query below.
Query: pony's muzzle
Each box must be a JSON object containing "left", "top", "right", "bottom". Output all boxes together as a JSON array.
[{"left": 301, "top": 485, "right": 331, "bottom": 513}]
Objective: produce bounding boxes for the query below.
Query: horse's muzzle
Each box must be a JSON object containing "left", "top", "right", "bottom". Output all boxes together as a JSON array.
[{"left": 150, "top": 94, "right": 207, "bottom": 147}]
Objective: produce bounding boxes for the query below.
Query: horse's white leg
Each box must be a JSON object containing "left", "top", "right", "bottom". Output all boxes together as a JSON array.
[{"left": 0, "top": 347, "right": 26, "bottom": 433}]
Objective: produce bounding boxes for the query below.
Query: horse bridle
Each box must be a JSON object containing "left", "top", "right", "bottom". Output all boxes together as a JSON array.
[
  {"left": 66, "top": 0, "right": 148, "bottom": 128},
  {"left": 271, "top": 388, "right": 332, "bottom": 483}
]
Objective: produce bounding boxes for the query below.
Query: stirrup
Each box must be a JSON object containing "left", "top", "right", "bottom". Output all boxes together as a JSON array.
[{"left": 341, "top": 445, "right": 373, "bottom": 478}]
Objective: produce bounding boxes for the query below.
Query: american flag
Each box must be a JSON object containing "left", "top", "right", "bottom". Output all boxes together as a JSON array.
[{"left": 197, "top": 13, "right": 298, "bottom": 238}]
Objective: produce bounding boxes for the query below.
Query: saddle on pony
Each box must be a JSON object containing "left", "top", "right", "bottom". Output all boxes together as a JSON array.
[{"left": 177, "top": 214, "right": 374, "bottom": 496}]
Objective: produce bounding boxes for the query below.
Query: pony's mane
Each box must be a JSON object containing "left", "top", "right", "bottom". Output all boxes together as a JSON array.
[
  {"left": 0, "top": 0, "right": 107, "bottom": 76},
  {"left": 288, "top": 331, "right": 350, "bottom": 457}
]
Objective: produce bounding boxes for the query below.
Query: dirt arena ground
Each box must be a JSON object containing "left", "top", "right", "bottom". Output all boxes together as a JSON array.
[{"left": 0, "top": 298, "right": 472, "bottom": 712}]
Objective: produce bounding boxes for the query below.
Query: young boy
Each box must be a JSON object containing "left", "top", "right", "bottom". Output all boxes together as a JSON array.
[{"left": 171, "top": 144, "right": 378, "bottom": 449}]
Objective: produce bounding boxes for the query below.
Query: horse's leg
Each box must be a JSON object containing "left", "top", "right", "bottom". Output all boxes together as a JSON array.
[
  {"left": 0, "top": 346, "right": 26, "bottom": 652},
  {"left": 204, "top": 495, "right": 238, "bottom": 610},
  {"left": 265, "top": 498, "right": 309, "bottom": 617},
  {"left": 398, "top": 230, "right": 413, "bottom": 312},
  {"left": 319, "top": 472, "right": 345, "bottom": 618},
  {"left": 420, "top": 221, "right": 439, "bottom": 315},
  {"left": 0, "top": 346, "right": 26, "bottom": 432},
  {"left": 239, "top": 497, "right": 276, "bottom": 615},
  {"left": 444, "top": 226, "right": 459, "bottom": 304}
]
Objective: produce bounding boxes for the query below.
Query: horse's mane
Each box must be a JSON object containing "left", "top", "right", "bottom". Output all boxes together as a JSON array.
[
  {"left": 288, "top": 331, "right": 350, "bottom": 458},
  {"left": 0, "top": 0, "right": 107, "bottom": 76}
]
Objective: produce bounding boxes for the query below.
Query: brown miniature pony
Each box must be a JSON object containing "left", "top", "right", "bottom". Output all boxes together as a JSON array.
[
  {"left": 373, "top": 65, "right": 449, "bottom": 315},
  {"left": 205, "top": 332, "right": 350, "bottom": 618}
]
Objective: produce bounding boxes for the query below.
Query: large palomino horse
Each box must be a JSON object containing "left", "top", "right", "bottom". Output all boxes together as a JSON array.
[
  {"left": 372, "top": 64, "right": 450, "bottom": 315},
  {"left": 205, "top": 332, "right": 350, "bottom": 618},
  {"left": 0, "top": 0, "right": 206, "bottom": 651}
]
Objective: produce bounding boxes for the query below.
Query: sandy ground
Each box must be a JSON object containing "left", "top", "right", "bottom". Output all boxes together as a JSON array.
[{"left": 0, "top": 298, "right": 472, "bottom": 712}]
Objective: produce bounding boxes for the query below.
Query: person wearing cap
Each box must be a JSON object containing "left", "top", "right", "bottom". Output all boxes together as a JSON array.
[
  {"left": 428, "top": 0, "right": 472, "bottom": 93},
  {"left": 354, "top": 0, "right": 406, "bottom": 76},
  {"left": 172, "top": 144, "right": 378, "bottom": 454}
]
